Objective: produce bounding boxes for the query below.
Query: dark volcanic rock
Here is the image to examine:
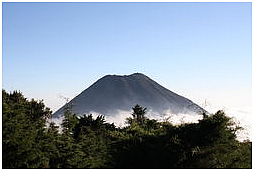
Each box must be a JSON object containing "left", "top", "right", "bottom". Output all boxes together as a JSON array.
[{"left": 53, "top": 73, "right": 205, "bottom": 118}]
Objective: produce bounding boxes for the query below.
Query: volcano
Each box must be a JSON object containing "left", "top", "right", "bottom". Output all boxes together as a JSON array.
[{"left": 53, "top": 73, "right": 205, "bottom": 118}]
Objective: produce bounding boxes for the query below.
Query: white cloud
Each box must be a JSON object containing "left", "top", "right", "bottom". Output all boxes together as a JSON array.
[
  {"left": 222, "top": 107, "right": 252, "bottom": 142},
  {"left": 51, "top": 107, "right": 251, "bottom": 142},
  {"left": 49, "top": 116, "right": 64, "bottom": 129}
]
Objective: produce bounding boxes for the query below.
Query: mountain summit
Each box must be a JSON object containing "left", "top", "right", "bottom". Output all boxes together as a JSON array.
[{"left": 53, "top": 73, "right": 205, "bottom": 118}]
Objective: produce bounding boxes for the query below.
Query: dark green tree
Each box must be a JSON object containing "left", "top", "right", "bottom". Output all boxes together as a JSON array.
[
  {"left": 61, "top": 103, "right": 78, "bottom": 136},
  {"left": 2, "top": 90, "right": 52, "bottom": 168},
  {"left": 126, "top": 104, "right": 147, "bottom": 126},
  {"left": 132, "top": 104, "right": 146, "bottom": 125},
  {"left": 73, "top": 114, "right": 113, "bottom": 168},
  {"left": 42, "top": 122, "right": 62, "bottom": 168}
]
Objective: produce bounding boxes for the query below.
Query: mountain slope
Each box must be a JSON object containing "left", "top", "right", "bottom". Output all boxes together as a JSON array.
[{"left": 53, "top": 73, "right": 205, "bottom": 118}]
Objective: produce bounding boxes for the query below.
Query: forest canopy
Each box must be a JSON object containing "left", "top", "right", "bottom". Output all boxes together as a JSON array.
[{"left": 2, "top": 90, "right": 252, "bottom": 168}]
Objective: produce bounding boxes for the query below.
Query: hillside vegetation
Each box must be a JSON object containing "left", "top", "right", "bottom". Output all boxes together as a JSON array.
[{"left": 2, "top": 90, "right": 252, "bottom": 168}]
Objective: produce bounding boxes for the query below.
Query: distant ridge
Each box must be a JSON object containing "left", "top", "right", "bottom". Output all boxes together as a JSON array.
[{"left": 53, "top": 73, "right": 205, "bottom": 118}]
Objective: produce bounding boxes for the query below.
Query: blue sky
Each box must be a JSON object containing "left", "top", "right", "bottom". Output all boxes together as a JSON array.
[{"left": 2, "top": 2, "right": 252, "bottom": 112}]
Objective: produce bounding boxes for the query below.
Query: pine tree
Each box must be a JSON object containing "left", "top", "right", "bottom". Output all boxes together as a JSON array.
[
  {"left": 61, "top": 103, "right": 78, "bottom": 136},
  {"left": 2, "top": 90, "right": 52, "bottom": 168}
]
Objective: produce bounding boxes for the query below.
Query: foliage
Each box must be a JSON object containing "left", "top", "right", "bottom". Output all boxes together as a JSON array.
[
  {"left": 2, "top": 90, "right": 252, "bottom": 168},
  {"left": 2, "top": 90, "right": 52, "bottom": 168}
]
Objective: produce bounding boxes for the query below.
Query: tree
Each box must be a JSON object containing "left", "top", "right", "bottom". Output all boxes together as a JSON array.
[
  {"left": 72, "top": 114, "right": 113, "bottom": 168},
  {"left": 126, "top": 104, "right": 147, "bottom": 126},
  {"left": 2, "top": 90, "right": 52, "bottom": 168},
  {"left": 61, "top": 103, "right": 78, "bottom": 136}
]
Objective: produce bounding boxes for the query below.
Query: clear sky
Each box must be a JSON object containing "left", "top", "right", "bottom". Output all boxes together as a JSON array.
[{"left": 2, "top": 2, "right": 252, "bottom": 113}]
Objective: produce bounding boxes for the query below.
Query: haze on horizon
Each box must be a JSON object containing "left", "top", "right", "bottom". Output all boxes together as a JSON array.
[{"left": 2, "top": 3, "right": 252, "bottom": 122}]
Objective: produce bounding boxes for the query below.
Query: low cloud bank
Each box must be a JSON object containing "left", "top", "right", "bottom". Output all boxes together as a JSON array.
[
  {"left": 51, "top": 108, "right": 251, "bottom": 142},
  {"left": 222, "top": 107, "right": 252, "bottom": 142}
]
